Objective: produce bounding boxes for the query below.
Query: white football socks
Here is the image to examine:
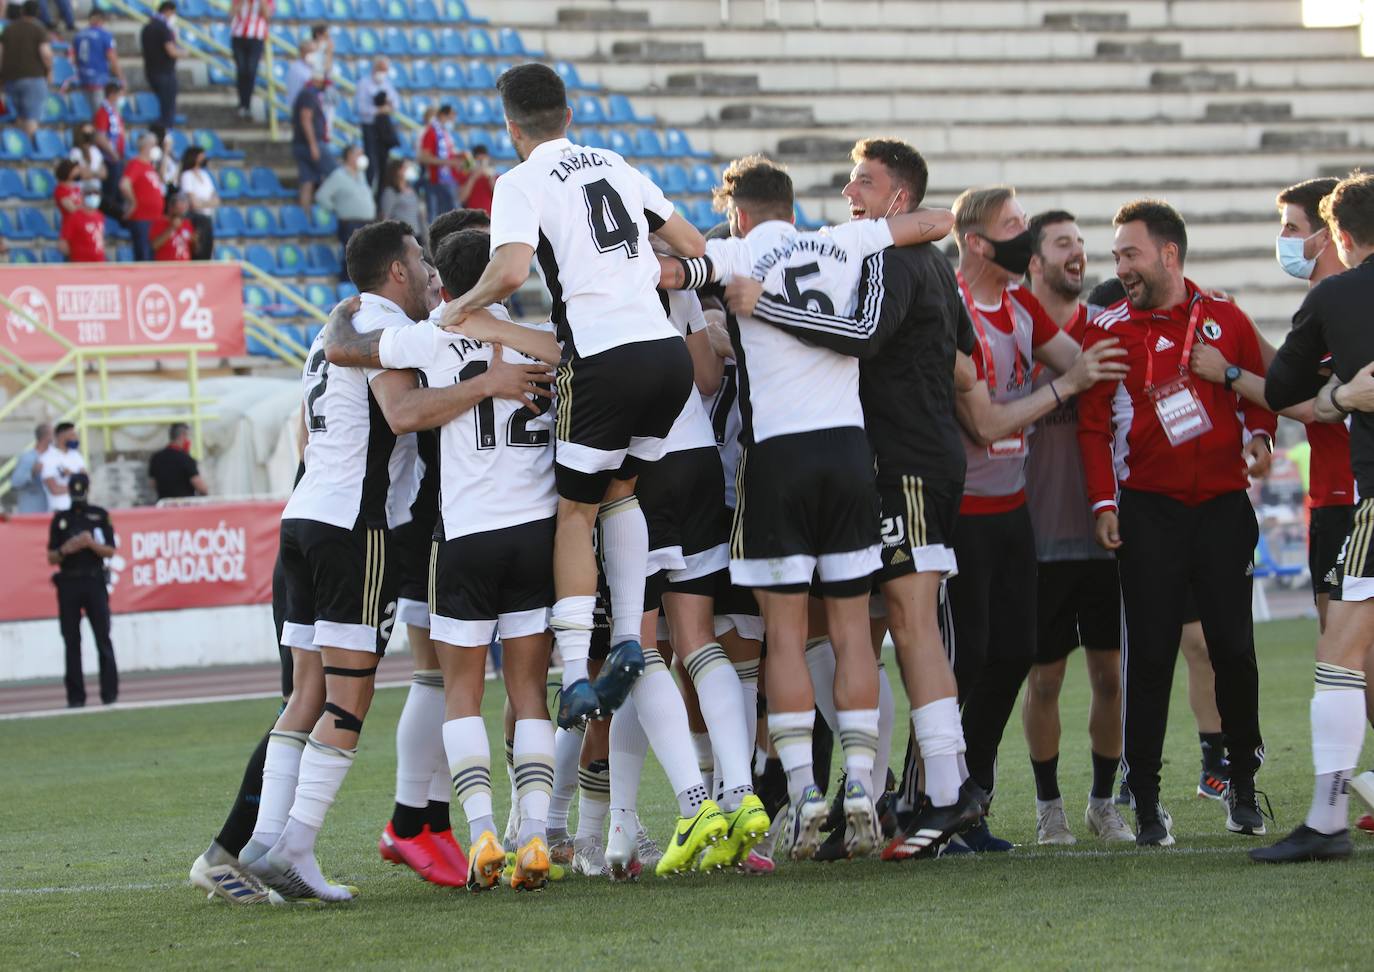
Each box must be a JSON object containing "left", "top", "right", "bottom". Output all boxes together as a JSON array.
[
  {"left": 733, "top": 656, "right": 761, "bottom": 756},
  {"left": 575, "top": 759, "right": 610, "bottom": 841},
  {"left": 241, "top": 729, "right": 308, "bottom": 863},
  {"left": 394, "top": 670, "right": 445, "bottom": 810},
  {"left": 513, "top": 719, "right": 555, "bottom": 846},
  {"left": 768, "top": 709, "right": 816, "bottom": 803},
  {"left": 599, "top": 496, "right": 650, "bottom": 645},
  {"left": 875, "top": 663, "right": 895, "bottom": 793},
  {"left": 551, "top": 595, "right": 596, "bottom": 686},
  {"left": 683, "top": 642, "right": 753, "bottom": 809},
  {"left": 609, "top": 696, "right": 650, "bottom": 816},
  {"left": 804, "top": 637, "right": 839, "bottom": 731},
  {"left": 1306, "top": 663, "right": 1367, "bottom": 834},
  {"left": 837, "top": 708, "right": 880, "bottom": 796},
  {"left": 548, "top": 724, "right": 583, "bottom": 833},
  {"left": 443, "top": 715, "right": 494, "bottom": 844},
  {"left": 632, "top": 648, "right": 707, "bottom": 805},
  {"left": 912, "top": 696, "right": 965, "bottom": 807},
  {"left": 285, "top": 737, "right": 356, "bottom": 847}
]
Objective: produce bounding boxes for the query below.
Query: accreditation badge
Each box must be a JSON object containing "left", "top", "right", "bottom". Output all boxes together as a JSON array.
[{"left": 1149, "top": 374, "right": 1212, "bottom": 447}]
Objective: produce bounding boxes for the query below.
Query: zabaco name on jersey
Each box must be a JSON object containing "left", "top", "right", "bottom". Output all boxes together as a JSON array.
[{"left": 547, "top": 148, "right": 614, "bottom": 183}]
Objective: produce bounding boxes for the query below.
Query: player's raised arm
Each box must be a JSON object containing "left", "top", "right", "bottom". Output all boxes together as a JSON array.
[{"left": 885, "top": 207, "right": 955, "bottom": 247}]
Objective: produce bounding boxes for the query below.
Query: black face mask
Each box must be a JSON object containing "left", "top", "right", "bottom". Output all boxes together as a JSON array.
[{"left": 981, "top": 229, "right": 1034, "bottom": 276}]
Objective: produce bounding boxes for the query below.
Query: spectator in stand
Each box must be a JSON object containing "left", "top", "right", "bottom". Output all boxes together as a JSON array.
[
  {"left": 92, "top": 80, "right": 125, "bottom": 212},
  {"left": 417, "top": 102, "right": 461, "bottom": 220},
  {"left": 457, "top": 143, "right": 495, "bottom": 215},
  {"left": 0, "top": 1, "right": 55, "bottom": 141},
  {"left": 177, "top": 145, "right": 217, "bottom": 259},
  {"left": 355, "top": 56, "right": 398, "bottom": 192},
  {"left": 69, "top": 123, "right": 106, "bottom": 192},
  {"left": 57, "top": 187, "right": 106, "bottom": 262},
  {"left": 284, "top": 23, "right": 329, "bottom": 112},
  {"left": 368, "top": 91, "right": 400, "bottom": 194},
  {"left": 148, "top": 422, "right": 207, "bottom": 499},
  {"left": 39, "top": 421, "right": 86, "bottom": 512},
  {"left": 121, "top": 132, "right": 165, "bottom": 261},
  {"left": 152, "top": 192, "right": 195, "bottom": 262},
  {"left": 315, "top": 144, "right": 376, "bottom": 281},
  {"left": 68, "top": 5, "right": 123, "bottom": 114},
  {"left": 36, "top": 0, "right": 73, "bottom": 34},
  {"left": 153, "top": 125, "right": 179, "bottom": 190},
  {"left": 140, "top": 1, "right": 184, "bottom": 132},
  {"left": 229, "top": 0, "right": 272, "bottom": 120},
  {"left": 53, "top": 157, "right": 82, "bottom": 227},
  {"left": 11, "top": 423, "right": 53, "bottom": 514},
  {"left": 378, "top": 158, "right": 425, "bottom": 247},
  {"left": 291, "top": 74, "right": 334, "bottom": 212}
]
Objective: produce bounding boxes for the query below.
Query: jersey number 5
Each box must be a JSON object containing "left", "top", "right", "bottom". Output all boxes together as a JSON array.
[
  {"left": 459, "top": 360, "right": 552, "bottom": 449},
  {"left": 583, "top": 178, "right": 639, "bottom": 258},
  {"left": 783, "top": 263, "right": 835, "bottom": 315}
]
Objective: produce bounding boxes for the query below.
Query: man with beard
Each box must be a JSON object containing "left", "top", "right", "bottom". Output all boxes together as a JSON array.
[{"left": 1079, "top": 199, "right": 1274, "bottom": 846}]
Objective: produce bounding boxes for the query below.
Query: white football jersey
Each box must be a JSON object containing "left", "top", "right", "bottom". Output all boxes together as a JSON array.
[
  {"left": 379, "top": 306, "right": 558, "bottom": 539},
  {"left": 489, "top": 137, "right": 678, "bottom": 358},
  {"left": 660, "top": 289, "right": 716, "bottom": 456},
  {"left": 706, "top": 360, "right": 743, "bottom": 508},
  {"left": 282, "top": 294, "right": 414, "bottom": 530},
  {"left": 705, "top": 219, "right": 893, "bottom": 444}
]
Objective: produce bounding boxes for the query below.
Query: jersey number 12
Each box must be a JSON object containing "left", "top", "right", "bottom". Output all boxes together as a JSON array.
[{"left": 458, "top": 360, "right": 551, "bottom": 449}]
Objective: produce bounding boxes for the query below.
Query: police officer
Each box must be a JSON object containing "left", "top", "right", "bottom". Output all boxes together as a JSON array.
[{"left": 47, "top": 472, "right": 119, "bottom": 708}]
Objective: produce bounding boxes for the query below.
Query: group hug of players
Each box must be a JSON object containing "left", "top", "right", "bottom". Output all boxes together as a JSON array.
[{"left": 186, "top": 62, "right": 1374, "bottom": 904}]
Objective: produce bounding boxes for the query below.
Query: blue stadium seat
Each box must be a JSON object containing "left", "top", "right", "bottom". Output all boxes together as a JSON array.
[
  {"left": 0, "top": 167, "right": 25, "bottom": 199},
  {"left": 218, "top": 167, "right": 247, "bottom": 199},
  {"left": 276, "top": 0, "right": 299, "bottom": 17},
  {"left": 245, "top": 166, "right": 288, "bottom": 199},
  {"left": 0, "top": 127, "right": 27, "bottom": 161},
  {"left": 660, "top": 163, "right": 689, "bottom": 195},
  {"left": 169, "top": 129, "right": 190, "bottom": 158},
  {"left": 114, "top": 245, "right": 134, "bottom": 262},
  {"left": 194, "top": 129, "right": 243, "bottom": 161},
  {"left": 440, "top": 0, "right": 479, "bottom": 22},
  {"left": 412, "top": 28, "right": 438, "bottom": 57},
  {"left": 490, "top": 130, "right": 516, "bottom": 161},
  {"left": 635, "top": 128, "right": 665, "bottom": 158},
  {"left": 269, "top": 286, "right": 302, "bottom": 318},
  {"left": 104, "top": 215, "right": 130, "bottom": 240},
  {"left": 244, "top": 205, "right": 278, "bottom": 237},
  {"left": 278, "top": 204, "right": 312, "bottom": 237},
  {"left": 23, "top": 166, "right": 55, "bottom": 200},
  {"left": 128, "top": 91, "right": 159, "bottom": 124},
  {"left": 337, "top": 281, "right": 360, "bottom": 300},
  {"left": 688, "top": 199, "right": 717, "bottom": 230},
  {"left": 607, "top": 94, "right": 652, "bottom": 125},
  {"left": 242, "top": 284, "right": 272, "bottom": 314},
  {"left": 310, "top": 206, "right": 338, "bottom": 236},
  {"left": 436, "top": 27, "right": 465, "bottom": 57},
  {"left": 245, "top": 244, "right": 277, "bottom": 275},
  {"left": 30, "top": 129, "right": 65, "bottom": 162},
  {"left": 357, "top": 0, "right": 383, "bottom": 20},
  {"left": 574, "top": 95, "right": 605, "bottom": 125},
  {"left": 665, "top": 128, "right": 709, "bottom": 159},
  {"left": 180, "top": 0, "right": 210, "bottom": 19},
  {"left": 388, "top": 60, "right": 413, "bottom": 90},
  {"left": 41, "top": 246, "right": 65, "bottom": 263},
  {"left": 67, "top": 94, "right": 92, "bottom": 123},
  {"left": 325, "top": 0, "right": 351, "bottom": 20},
  {"left": 41, "top": 93, "right": 68, "bottom": 125},
  {"left": 298, "top": 0, "right": 327, "bottom": 19},
  {"left": 464, "top": 27, "right": 494, "bottom": 55},
  {"left": 217, "top": 243, "right": 243, "bottom": 262},
  {"left": 380, "top": 26, "right": 408, "bottom": 56},
  {"left": 411, "top": 60, "right": 438, "bottom": 89},
  {"left": 794, "top": 203, "right": 825, "bottom": 231},
  {"left": 51, "top": 59, "right": 74, "bottom": 86},
  {"left": 579, "top": 128, "right": 608, "bottom": 150},
  {"left": 554, "top": 61, "right": 593, "bottom": 91},
  {"left": 467, "top": 62, "right": 495, "bottom": 89},
  {"left": 335, "top": 59, "right": 358, "bottom": 84},
  {"left": 689, "top": 163, "right": 716, "bottom": 195},
  {"left": 498, "top": 27, "right": 539, "bottom": 57},
  {"left": 637, "top": 162, "right": 662, "bottom": 188},
  {"left": 8, "top": 246, "right": 37, "bottom": 263},
  {"left": 208, "top": 61, "right": 234, "bottom": 86},
  {"left": 277, "top": 243, "right": 308, "bottom": 275},
  {"left": 20, "top": 207, "right": 59, "bottom": 240},
  {"left": 333, "top": 28, "right": 356, "bottom": 55},
  {"left": 437, "top": 60, "right": 466, "bottom": 90},
  {"left": 305, "top": 243, "right": 336, "bottom": 276},
  {"left": 407, "top": 94, "right": 435, "bottom": 121},
  {"left": 463, "top": 94, "right": 494, "bottom": 126},
  {"left": 0, "top": 210, "right": 23, "bottom": 240},
  {"left": 606, "top": 128, "right": 632, "bottom": 156},
  {"left": 382, "top": 0, "right": 408, "bottom": 21},
  {"left": 304, "top": 282, "right": 334, "bottom": 311},
  {"left": 413, "top": 0, "right": 440, "bottom": 22},
  {"left": 355, "top": 27, "right": 382, "bottom": 56}
]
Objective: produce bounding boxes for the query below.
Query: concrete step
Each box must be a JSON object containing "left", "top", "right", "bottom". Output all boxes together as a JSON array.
[{"left": 490, "top": 0, "right": 1310, "bottom": 30}]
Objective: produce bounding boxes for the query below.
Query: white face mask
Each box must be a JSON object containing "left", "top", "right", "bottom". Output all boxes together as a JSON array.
[
  {"left": 84, "top": 194, "right": 102, "bottom": 209},
  {"left": 373, "top": 71, "right": 387, "bottom": 83},
  {"left": 354, "top": 155, "right": 369, "bottom": 172},
  {"left": 1276, "top": 232, "right": 1324, "bottom": 280},
  {"left": 404, "top": 165, "right": 419, "bottom": 183},
  {"left": 150, "top": 146, "right": 163, "bottom": 163}
]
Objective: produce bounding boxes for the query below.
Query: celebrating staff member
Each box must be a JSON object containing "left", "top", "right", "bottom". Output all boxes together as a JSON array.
[
  {"left": 1078, "top": 200, "right": 1275, "bottom": 847},
  {"left": 47, "top": 473, "right": 119, "bottom": 708}
]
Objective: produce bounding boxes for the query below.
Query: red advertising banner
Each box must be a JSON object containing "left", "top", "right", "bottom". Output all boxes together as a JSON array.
[
  {"left": 0, "top": 500, "right": 282, "bottom": 622},
  {"left": 0, "top": 262, "right": 245, "bottom": 360}
]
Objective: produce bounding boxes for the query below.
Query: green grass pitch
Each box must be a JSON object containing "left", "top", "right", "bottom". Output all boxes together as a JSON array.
[{"left": 3, "top": 619, "right": 1371, "bottom": 970}]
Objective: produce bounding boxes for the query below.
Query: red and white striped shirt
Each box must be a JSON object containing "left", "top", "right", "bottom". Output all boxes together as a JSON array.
[{"left": 231, "top": 0, "right": 272, "bottom": 41}]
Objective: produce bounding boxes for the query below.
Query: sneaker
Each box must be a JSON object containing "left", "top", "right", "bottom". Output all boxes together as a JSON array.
[
  {"left": 248, "top": 849, "right": 357, "bottom": 902},
  {"left": 635, "top": 819, "right": 663, "bottom": 872},
  {"left": 1115, "top": 779, "right": 1131, "bottom": 807},
  {"left": 1224, "top": 778, "right": 1271, "bottom": 836},
  {"left": 509, "top": 836, "right": 550, "bottom": 891},
  {"left": 813, "top": 823, "right": 849, "bottom": 862},
  {"left": 556, "top": 678, "right": 601, "bottom": 729},
  {"left": 1084, "top": 798, "right": 1135, "bottom": 842},
  {"left": 1357, "top": 814, "right": 1374, "bottom": 836},
  {"left": 547, "top": 827, "right": 575, "bottom": 865},
  {"left": 1035, "top": 798, "right": 1077, "bottom": 846},
  {"left": 572, "top": 836, "right": 608, "bottom": 877},
  {"left": 501, "top": 801, "right": 521, "bottom": 853},
  {"left": 1197, "top": 768, "right": 1228, "bottom": 801},
  {"left": 466, "top": 830, "right": 506, "bottom": 892},
  {"left": 1249, "top": 824, "right": 1352, "bottom": 863},
  {"left": 189, "top": 852, "right": 283, "bottom": 905},
  {"left": 842, "top": 779, "right": 881, "bottom": 858},
  {"left": 1350, "top": 770, "right": 1374, "bottom": 813},
  {"left": 958, "top": 819, "right": 1013, "bottom": 852},
  {"left": 429, "top": 827, "right": 471, "bottom": 878},
  {"left": 606, "top": 817, "right": 641, "bottom": 881},
  {"left": 875, "top": 791, "right": 900, "bottom": 840},
  {"left": 1135, "top": 803, "right": 1175, "bottom": 847},
  {"left": 699, "top": 794, "right": 770, "bottom": 870},
  {"left": 783, "top": 785, "right": 829, "bottom": 861},
  {"left": 880, "top": 786, "right": 984, "bottom": 861},
  {"left": 742, "top": 849, "right": 775, "bottom": 874},
  {"left": 656, "top": 799, "right": 729, "bottom": 876},
  {"left": 378, "top": 822, "right": 465, "bottom": 887},
  {"left": 590, "top": 640, "right": 645, "bottom": 714}
]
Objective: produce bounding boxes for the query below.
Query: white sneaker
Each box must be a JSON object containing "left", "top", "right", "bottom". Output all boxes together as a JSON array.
[
  {"left": 605, "top": 818, "right": 640, "bottom": 881},
  {"left": 189, "top": 852, "right": 284, "bottom": 905},
  {"left": 1350, "top": 770, "right": 1374, "bottom": 812},
  {"left": 1035, "top": 798, "right": 1077, "bottom": 845},
  {"left": 842, "top": 780, "right": 880, "bottom": 857},
  {"left": 1084, "top": 797, "right": 1135, "bottom": 842},
  {"left": 501, "top": 801, "right": 521, "bottom": 853},
  {"left": 634, "top": 818, "right": 663, "bottom": 871},
  {"left": 571, "top": 836, "right": 608, "bottom": 877}
]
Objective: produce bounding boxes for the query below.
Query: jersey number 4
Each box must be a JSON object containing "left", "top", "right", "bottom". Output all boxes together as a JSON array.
[
  {"left": 458, "top": 360, "right": 551, "bottom": 449},
  {"left": 583, "top": 179, "right": 639, "bottom": 258}
]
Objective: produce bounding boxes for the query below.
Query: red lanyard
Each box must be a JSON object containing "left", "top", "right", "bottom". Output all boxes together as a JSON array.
[
  {"left": 957, "top": 271, "right": 1025, "bottom": 394},
  {"left": 1143, "top": 296, "right": 1204, "bottom": 390}
]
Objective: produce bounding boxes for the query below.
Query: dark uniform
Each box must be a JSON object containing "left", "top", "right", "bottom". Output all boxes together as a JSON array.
[{"left": 47, "top": 473, "right": 118, "bottom": 707}]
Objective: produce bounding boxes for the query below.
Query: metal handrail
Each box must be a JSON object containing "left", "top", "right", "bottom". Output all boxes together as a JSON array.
[{"left": 238, "top": 261, "right": 330, "bottom": 325}]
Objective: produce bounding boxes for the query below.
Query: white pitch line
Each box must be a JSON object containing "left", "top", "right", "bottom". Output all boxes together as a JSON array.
[
  {"left": 0, "top": 680, "right": 413, "bottom": 721},
  {"left": 0, "top": 882, "right": 175, "bottom": 895}
]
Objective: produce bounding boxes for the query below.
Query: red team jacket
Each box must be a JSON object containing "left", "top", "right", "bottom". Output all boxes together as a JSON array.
[{"left": 1077, "top": 281, "right": 1277, "bottom": 516}]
